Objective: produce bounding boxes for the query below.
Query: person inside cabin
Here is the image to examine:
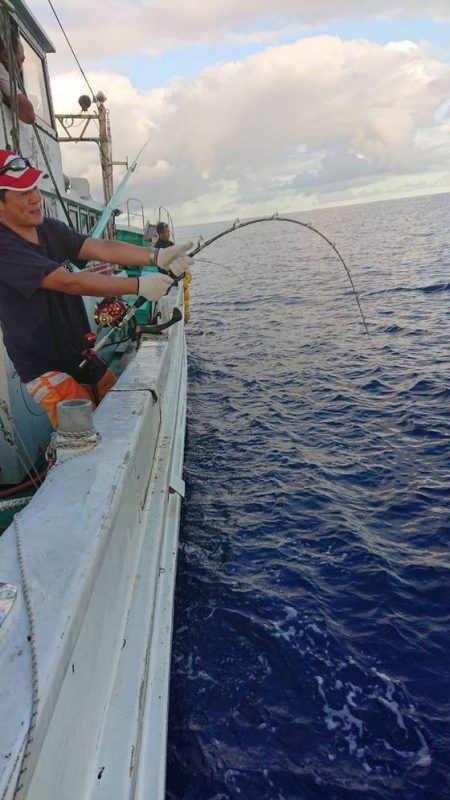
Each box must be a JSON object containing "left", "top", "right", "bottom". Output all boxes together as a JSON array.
[
  {"left": 153, "top": 221, "right": 174, "bottom": 249},
  {"left": 0, "top": 149, "right": 193, "bottom": 428},
  {"left": 0, "top": 31, "right": 35, "bottom": 125}
]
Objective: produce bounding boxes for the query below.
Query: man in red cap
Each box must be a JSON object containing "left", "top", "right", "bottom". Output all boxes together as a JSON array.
[{"left": 0, "top": 150, "right": 193, "bottom": 426}]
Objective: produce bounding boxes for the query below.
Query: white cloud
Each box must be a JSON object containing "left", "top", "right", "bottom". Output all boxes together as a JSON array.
[
  {"left": 48, "top": 35, "right": 450, "bottom": 223},
  {"left": 26, "top": 0, "right": 450, "bottom": 67}
]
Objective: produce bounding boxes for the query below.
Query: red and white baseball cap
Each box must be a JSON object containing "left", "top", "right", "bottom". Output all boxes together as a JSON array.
[{"left": 0, "top": 149, "right": 44, "bottom": 192}]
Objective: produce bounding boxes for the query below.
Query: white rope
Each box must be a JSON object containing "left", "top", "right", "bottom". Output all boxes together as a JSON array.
[
  {"left": 46, "top": 428, "right": 101, "bottom": 464},
  {"left": 0, "top": 517, "right": 41, "bottom": 800},
  {"left": 0, "top": 496, "right": 30, "bottom": 512}
]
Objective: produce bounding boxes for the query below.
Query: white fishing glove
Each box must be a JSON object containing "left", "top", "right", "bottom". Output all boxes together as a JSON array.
[
  {"left": 163, "top": 253, "right": 194, "bottom": 278},
  {"left": 155, "top": 241, "right": 193, "bottom": 271},
  {"left": 137, "top": 272, "right": 173, "bottom": 301}
]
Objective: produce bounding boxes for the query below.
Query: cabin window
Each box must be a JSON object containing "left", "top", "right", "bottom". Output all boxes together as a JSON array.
[
  {"left": 20, "top": 37, "right": 52, "bottom": 126},
  {"left": 68, "top": 207, "right": 79, "bottom": 230},
  {"left": 79, "top": 211, "right": 89, "bottom": 234},
  {"left": 42, "top": 194, "right": 58, "bottom": 219}
]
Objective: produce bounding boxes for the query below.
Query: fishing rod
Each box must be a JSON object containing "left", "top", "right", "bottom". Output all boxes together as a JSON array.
[
  {"left": 189, "top": 213, "right": 369, "bottom": 335},
  {"left": 90, "top": 138, "right": 151, "bottom": 239},
  {"left": 79, "top": 302, "right": 181, "bottom": 366},
  {"left": 77, "top": 294, "right": 182, "bottom": 374},
  {"left": 81, "top": 209, "right": 368, "bottom": 373}
]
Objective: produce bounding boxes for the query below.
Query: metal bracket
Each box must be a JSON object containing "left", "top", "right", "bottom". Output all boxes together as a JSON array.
[
  {"left": 169, "top": 475, "right": 185, "bottom": 498},
  {"left": 136, "top": 307, "right": 182, "bottom": 335}
]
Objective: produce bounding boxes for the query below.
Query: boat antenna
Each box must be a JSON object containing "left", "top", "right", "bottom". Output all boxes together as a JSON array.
[{"left": 190, "top": 214, "right": 370, "bottom": 335}]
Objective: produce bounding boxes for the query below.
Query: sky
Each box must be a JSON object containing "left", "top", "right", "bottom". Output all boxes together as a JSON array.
[{"left": 26, "top": 0, "right": 450, "bottom": 224}]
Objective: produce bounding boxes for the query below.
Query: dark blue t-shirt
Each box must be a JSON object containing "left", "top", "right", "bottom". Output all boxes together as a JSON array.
[{"left": 0, "top": 217, "right": 90, "bottom": 382}]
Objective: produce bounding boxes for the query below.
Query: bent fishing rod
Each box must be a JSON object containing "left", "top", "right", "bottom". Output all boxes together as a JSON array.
[
  {"left": 188, "top": 213, "right": 370, "bottom": 335},
  {"left": 82, "top": 210, "right": 369, "bottom": 366}
]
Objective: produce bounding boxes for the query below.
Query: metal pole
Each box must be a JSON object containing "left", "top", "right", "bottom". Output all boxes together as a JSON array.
[{"left": 97, "top": 101, "right": 114, "bottom": 206}]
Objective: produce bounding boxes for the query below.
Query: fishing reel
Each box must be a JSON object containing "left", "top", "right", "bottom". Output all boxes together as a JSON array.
[{"left": 94, "top": 297, "right": 130, "bottom": 327}]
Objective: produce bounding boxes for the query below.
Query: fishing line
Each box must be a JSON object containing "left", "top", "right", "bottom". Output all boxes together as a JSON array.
[
  {"left": 194, "top": 257, "right": 241, "bottom": 280},
  {"left": 190, "top": 214, "right": 370, "bottom": 335},
  {"left": 46, "top": 0, "right": 98, "bottom": 105}
]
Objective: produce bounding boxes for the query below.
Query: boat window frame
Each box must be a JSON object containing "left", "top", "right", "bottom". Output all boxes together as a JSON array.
[
  {"left": 41, "top": 192, "right": 59, "bottom": 219},
  {"left": 89, "top": 212, "right": 99, "bottom": 233},
  {"left": 66, "top": 201, "right": 103, "bottom": 235},
  {"left": 68, "top": 204, "right": 80, "bottom": 231},
  {"left": 79, "top": 209, "right": 89, "bottom": 234},
  {"left": 18, "top": 28, "right": 57, "bottom": 137}
]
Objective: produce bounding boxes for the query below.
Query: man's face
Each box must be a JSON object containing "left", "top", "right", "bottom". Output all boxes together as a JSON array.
[
  {"left": 158, "top": 226, "right": 170, "bottom": 241},
  {"left": 0, "top": 187, "right": 44, "bottom": 228}
]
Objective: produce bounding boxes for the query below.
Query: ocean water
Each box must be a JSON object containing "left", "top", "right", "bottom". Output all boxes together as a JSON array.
[{"left": 166, "top": 193, "right": 450, "bottom": 799}]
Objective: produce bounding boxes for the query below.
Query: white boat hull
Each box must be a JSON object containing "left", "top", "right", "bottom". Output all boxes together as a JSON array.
[{"left": 0, "top": 286, "right": 186, "bottom": 800}]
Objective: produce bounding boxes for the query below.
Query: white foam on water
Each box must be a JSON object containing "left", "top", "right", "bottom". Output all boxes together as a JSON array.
[
  {"left": 416, "top": 729, "right": 432, "bottom": 767},
  {"left": 263, "top": 768, "right": 275, "bottom": 788},
  {"left": 257, "top": 653, "right": 272, "bottom": 676},
  {"left": 369, "top": 673, "right": 432, "bottom": 768},
  {"left": 184, "top": 651, "right": 218, "bottom": 683},
  {"left": 284, "top": 606, "right": 298, "bottom": 620},
  {"left": 273, "top": 622, "right": 297, "bottom": 642},
  {"left": 383, "top": 738, "right": 428, "bottom": 766},
  {"left": 308, "top": 623, "right": 322, "bottom": 634},
  {"left": 376, "top": 695, "right": 406, "bottom": 730},
  {"left": 224, "top": 769, "right": 241, "bottom": 793},
  {"left": 315, "top": 675, "right": 364, "bottom": 738},
  {"left": 346, "top": 685, "right": 362, "bottom": 709}
]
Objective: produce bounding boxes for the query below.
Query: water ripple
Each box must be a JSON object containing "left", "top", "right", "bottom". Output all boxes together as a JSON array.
[{"left": 167, "top": 194, "right": 450, "bottom": 800}]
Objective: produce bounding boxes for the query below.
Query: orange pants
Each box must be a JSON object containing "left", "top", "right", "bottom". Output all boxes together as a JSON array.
[{"left": 25, "top": 368, "right": 117, "bottom": 428}]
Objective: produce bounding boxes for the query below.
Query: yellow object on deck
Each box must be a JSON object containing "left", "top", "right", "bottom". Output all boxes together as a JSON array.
[{"left": 183, "top": 270, "right": 192, "bottom": 322}]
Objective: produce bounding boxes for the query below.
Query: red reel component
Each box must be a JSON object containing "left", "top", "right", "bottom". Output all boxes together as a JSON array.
[{"left": 94, "top": 297, "right": 130, "bottom": 327}]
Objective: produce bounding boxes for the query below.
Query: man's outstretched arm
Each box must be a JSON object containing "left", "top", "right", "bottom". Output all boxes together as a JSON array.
[
  {"left": 0, "top": 88, "right": 35, "bottom": 124},
  {"left": 16, "top": 93, "right": 35, "bottom": 124},
  {"left": 77, "top": 237, "right": 193, "bottom": 271},
  {"left": 40, "top": 266, "right": 173, "bottom": 302}
]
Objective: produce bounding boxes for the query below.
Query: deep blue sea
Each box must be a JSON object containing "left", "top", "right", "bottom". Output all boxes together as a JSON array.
[{"left": 166, "top": 193, "right": 450, "bottom": 800}]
